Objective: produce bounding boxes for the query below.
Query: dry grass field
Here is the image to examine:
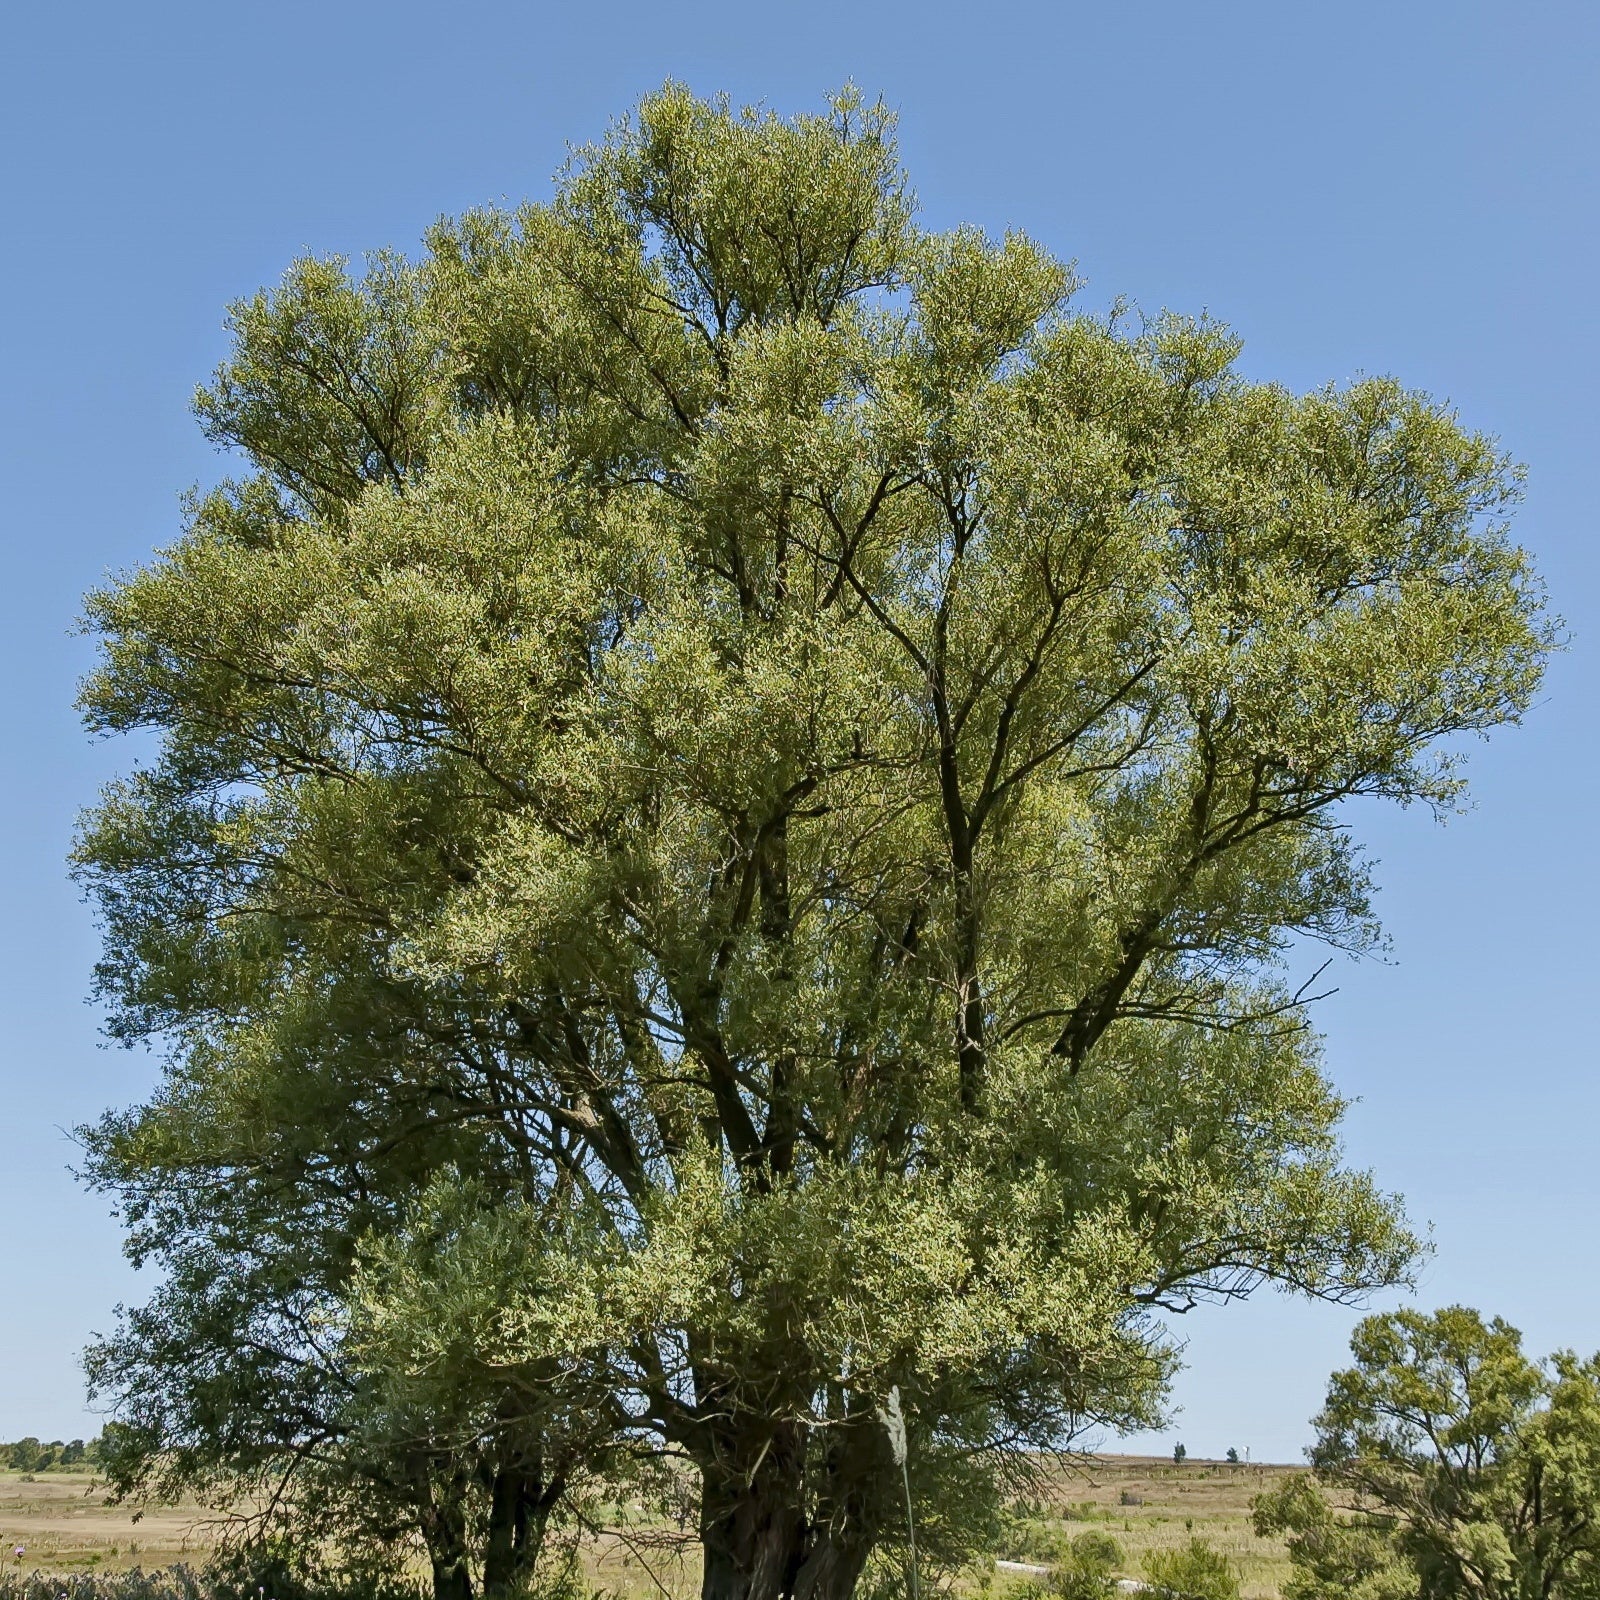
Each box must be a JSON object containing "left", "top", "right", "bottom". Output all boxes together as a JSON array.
[
  {"left": 0, "top": 1470, "right": 222, "bottom": 1574},
  {"left": 997, "top": 1455, "right": 1301, "bottom": 1600},
  {"left": 1, "top": 1456, "right": 1303, "bottom": 1598}
]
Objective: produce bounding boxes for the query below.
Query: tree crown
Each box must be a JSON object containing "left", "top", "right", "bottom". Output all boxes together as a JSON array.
[{"left": 77, "top": 86, "right": 1553, "bottom": 1600}]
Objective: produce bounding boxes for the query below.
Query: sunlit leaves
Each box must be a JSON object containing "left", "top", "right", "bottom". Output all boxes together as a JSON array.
[{"left": 77, "top": 83, "right": 1553, "bottom": 1598}]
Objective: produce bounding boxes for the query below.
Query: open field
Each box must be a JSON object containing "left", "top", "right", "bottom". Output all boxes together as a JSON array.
[
  {"left": 2, "top": 1457, "right": 1303, "bottom": 1598},
  {"left": 0, "top": 1471, "right": 221, "bottom": 1574},
  {"left": 995, "top": 1455, "right": 1301, "bottom": 1600}
]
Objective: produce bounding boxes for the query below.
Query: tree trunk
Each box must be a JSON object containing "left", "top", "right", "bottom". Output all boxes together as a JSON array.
[
  {"left": 696, "top": 1412, "right": 887, "bottom": 1600},
  {"left": 482, "top": 1460, "right": 566, "bottom": 1600},
  {"left": 699, "top": 1421, "right": 810, "bottom": 1600},
  {"left": 429, "top": 1550, "right": 474, "bottom": 1600},
  {"left": 423, "top": 1512, "right": 474, "bottom": 1600},
  {"left": 792, "top": 1413, "right": 886, "bottom": 1600},
  {"left": 415, "top": 1461, "right": 475, "bottom": 1600}
]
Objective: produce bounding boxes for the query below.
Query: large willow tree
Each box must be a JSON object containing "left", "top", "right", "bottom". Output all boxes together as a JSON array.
[{"left": 79, "top": 87, "right": 1549, "bottom": 1600}]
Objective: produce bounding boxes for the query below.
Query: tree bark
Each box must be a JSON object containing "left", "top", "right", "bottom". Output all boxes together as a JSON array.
[
  {"left": 699, "top": 1421, "right": 809, "bottom": 1600},
  {"left": 696, "top": 1411, "right": 888, "bottom": 1600},
  {"left": 482, "top": 1460, "right": 566, "bottom": 1600},
  {"left": 408, "top": 1452, "right": 477, "bottom": 1600},
  {"left": 420, "top": 1498, "right": 474, "bottom": 1600}
]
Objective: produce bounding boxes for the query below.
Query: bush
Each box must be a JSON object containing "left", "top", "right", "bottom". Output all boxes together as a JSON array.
[
  {"left": 204, "top": 1547, "right": 424, "bottom": 1600},
  {"left": 1068, "top": 1532, "right": 1123, "bottom": 1575},
  {"left": 0, "top": 1560, "right": 426, "bottom": 1600},
  {"left": 1143, "top": 1538, "right": 1239, "bottom": 1600},
  {"left": 0, "top": 1570, "right": 209, "bottom": 1600},
  {"left": 1036, "top": 1531, "right": 1126, "bottom": 1600},
  {"left": 996, "top": 1516, "right": 1073, "bottom": 1565}
]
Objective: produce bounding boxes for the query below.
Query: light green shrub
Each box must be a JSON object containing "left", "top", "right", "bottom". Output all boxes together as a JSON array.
[{"left": 1142, "top": 1538, "right": 1240, "bottom": 1600}]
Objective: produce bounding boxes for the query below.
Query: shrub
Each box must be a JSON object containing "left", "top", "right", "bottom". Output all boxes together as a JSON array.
[
  {"left": 0, "top": 1569, "right": 209, "bottom": 1600},
  {"left": 996, "top": 1514, "right": 1072, "bottom": 1564},
  {"left": 0, "top": 1560, "right": 426, "bottom": 1600},
  {"left": 1034, "top": 1530, "right": 1126, "bottom": 1600},
  {"left": 204, "top": 1547, "right": 423, "bottom": 1600},
  {"left": 1068, "top": 1532, "right": 1124, "bottom": 1575},
  {"left": 1143, "top": 1538, "right": 1240, "bottom": 1600}
]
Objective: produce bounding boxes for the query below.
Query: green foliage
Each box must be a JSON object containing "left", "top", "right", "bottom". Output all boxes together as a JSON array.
[
  {"left": 1224, "top": 1450, "right": 1237, "bottom": 1465},
  {"left": 1252, "top": 1474, "right": 1410, "bottom": 1600},
  {"left": 1000, "top": 1534, "right": 1126, "bottom": 1600},
  {"left": 202, "top": 1544, "right": 427, "bottom": 1600},
  {"left": 1065, "top": 1532, "right": 1123, "bottom": 1575},
  {"left": 0, "top": 1572, "right": 209, "bottom": 1600},
  {"left": 1046, "top": 1564, "right": 1114, "bottom": 1600},
  {"left": 1172, "top": 1445, "right": 1187, "bottom": 1466},
  {"left": 0, "top": 1562, "right": 426, "bottom": 1600},
  {"left": 1142, "top": 1538, "right": 1239, "bottom": 1600},
  {"left": 78, "top": 81, "right": 1551, "bottom": 1600},
  {"left": 996, "top": 1515, "right": 1071, "bottom": 1565},
  {"left": 1258, "top": 1307, "right": 1600, "bottom": 1600},
  {"left": 194, "top": 253, "right": 445, "bottom": 520},
  {"left": 0, "top": 1437, "right": 97, "bottom": 1472}
]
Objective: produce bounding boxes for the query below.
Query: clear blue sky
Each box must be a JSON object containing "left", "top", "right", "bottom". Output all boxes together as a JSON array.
[{"left": 2, "top": 0, "right": 1595, "bottom": 1462}]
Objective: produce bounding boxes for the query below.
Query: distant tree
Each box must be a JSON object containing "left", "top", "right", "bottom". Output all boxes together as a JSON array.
[
  {"left": 79, "top": 83, "right": 1551, "bottom": 1600},
  {"left": 6, "top": 1439, "right": 43, "bottom": 1474},
  {"left": 1225, "top": 1448, "right": 1239, "bottom": 1465},
  {"left": 1255, "top": 1307, "right": 1600, "bottom": 1600},
  {"left": 1173, "top": 1444, "right": 1188, "bottom": 1466}
]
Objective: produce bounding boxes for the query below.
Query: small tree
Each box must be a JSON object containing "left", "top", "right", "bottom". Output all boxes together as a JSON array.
[
  {"left": 1225, "top": 1448, "right": 1238, "bottom": 1465},
  {"left": 1255, "top": 1307, "right": 1600, "bottom": 1600},
  {"left": 1173, "top": 1443, "right": 1188, "bottom": 1466}
]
